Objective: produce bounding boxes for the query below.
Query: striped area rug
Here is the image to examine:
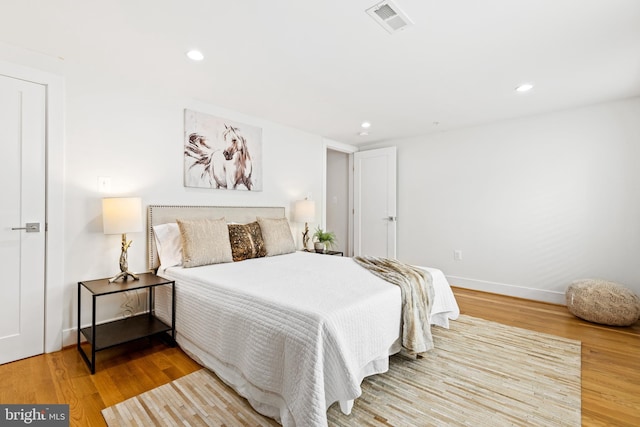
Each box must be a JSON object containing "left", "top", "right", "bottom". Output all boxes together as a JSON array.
[{"left": 102, "top": 315, "right": 581, "bottom": 426}]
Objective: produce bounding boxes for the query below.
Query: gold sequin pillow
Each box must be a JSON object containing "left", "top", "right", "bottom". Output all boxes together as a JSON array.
[{"left": 228, "top": 221, "right": 267, "bottom": 262}]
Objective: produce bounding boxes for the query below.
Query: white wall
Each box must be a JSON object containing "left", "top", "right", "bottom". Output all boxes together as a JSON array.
[
  {"left": 364, "top": 98, "right": 640, "bottom": 303},
  {"left": 0, "top": 46, "right": 325, "bottom": 347}
]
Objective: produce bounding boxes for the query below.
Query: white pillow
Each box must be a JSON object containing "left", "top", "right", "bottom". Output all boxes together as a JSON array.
[{"left": 153, "top": 223, "right": 183, "bottom": 270}]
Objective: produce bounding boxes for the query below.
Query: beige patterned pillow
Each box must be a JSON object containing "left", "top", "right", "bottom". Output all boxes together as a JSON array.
[
  {"left": 228, "top": 221, "right": 267, "bottom": 262},
  {"left": 177, "top": 217, "right": 233, "bottom": 268},
  {"left": 257, "top": 217, "right": 296, "bottom": 256}
]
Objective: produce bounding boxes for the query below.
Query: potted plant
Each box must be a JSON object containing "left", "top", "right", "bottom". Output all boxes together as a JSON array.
[{"left": 312, "top": 227, "right": 337, "bottom": 253}]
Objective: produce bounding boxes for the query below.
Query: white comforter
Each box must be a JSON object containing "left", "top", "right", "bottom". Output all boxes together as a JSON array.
[{"left": 157, "top": 252, "right": 459, "bottom": 427}]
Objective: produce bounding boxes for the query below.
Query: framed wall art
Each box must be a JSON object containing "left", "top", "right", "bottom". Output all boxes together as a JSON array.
[{"left": 184, "top": 109, "right": 262, "bottom": 191}]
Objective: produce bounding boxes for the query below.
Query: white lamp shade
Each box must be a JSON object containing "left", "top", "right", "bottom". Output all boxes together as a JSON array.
[
  {"left": 102, "top": 197, "right": 143, "bottom": 235},
  {"left": 294, "top": 199, "right": 316, "bottom": 223}
]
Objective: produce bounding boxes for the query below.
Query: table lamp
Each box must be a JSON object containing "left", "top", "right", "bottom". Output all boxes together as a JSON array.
[
  {"left": 294, "top": 198, "right": 315, "bottom": 250},
  {"left": 102, "top": 197, "right": 143, "bottom": 283}
]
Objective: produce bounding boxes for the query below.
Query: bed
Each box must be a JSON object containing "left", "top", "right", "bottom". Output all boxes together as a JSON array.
[{"left": 148, "top": 205, "right": 459, "bottom": 427}]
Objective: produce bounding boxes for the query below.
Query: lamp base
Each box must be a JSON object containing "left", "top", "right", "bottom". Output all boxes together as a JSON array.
[
  {"left": 108, "top": 270, "right": 139, "bottom": 283},
  {"left": 301, "top": 222, "right": 310, "bottom": 250},
  {"left": 108, "top": 233, "right": 139, "bottom": 283}
]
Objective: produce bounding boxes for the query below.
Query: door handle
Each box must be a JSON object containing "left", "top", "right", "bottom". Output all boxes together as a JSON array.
[
  {"left": 384, "top": 216, "right": 397, "bottom": 222},
  {"left": 11, "top": 222, "right": 40, "bottom": 232}
]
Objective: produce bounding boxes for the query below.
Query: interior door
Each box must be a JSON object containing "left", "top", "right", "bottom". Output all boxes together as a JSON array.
[
  {"left": 0, "top": 74, "right": 46, "bottom": 364},
  {"left": 353, "top": 147, "right": 397, "bottom": 258}
]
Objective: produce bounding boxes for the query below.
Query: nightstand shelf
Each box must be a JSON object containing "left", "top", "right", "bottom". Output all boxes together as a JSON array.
[
  {"left": 79, "top": 314, "right": 171, "bottom": 351},
  {"left": 77, "top": 272, "right": 175, "bottom": 374}
]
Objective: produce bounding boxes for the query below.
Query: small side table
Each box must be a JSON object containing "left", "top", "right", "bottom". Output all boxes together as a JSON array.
[
  {"left": 77, "top": 272, "right": 175, "bottom": 374},
  {"left": 301, "top": 249, "right": 344, "bottom": 256}
]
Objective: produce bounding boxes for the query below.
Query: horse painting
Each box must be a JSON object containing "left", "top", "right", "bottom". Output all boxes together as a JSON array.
[
  {"left": 221, "top": 124, "right": 253, "bottom": 190},
  {"left": 184, "top": 124, "right": 254, "bottom": 190}
]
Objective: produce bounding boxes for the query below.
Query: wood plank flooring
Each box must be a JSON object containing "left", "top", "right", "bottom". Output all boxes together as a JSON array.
[
  {"left": 0, "top": 340, "right": 201, "bottom": 426},
  {"left": 0, "top": 287, "right": 638, "bottom": 426}
]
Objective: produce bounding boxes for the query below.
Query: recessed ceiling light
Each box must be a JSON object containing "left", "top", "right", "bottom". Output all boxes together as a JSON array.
[
  {"left": 361, "top": 121, "right": 371, "bottom": 129},
  {"left": 358, "top": 131, "right": 369, "bottom": 137},
  {"left": 186, "top": 50, "right": 204, "bottom": 61},
  {"left": 515, "top": 83, "right": 534, "bottom": 92}
]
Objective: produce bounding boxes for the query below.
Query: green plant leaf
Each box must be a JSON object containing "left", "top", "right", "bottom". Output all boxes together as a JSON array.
[{"left": 312, "top": 226, "right": 337, "bottom": 247}]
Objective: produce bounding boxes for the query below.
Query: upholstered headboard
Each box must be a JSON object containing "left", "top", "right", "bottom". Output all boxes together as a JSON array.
[{"left": 147, "top": 205, "right": 286, "bottom": 270}]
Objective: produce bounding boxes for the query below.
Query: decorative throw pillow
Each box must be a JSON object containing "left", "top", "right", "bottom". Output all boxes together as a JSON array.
[
  {"left": 256, "top": 217, "right": 296, "bottom": 256},
  {"left": 152, "top": 223, "right": 182, "bottom": 270},
  {"left": 228, "top": 221, "right": 267, "bottom": 262},
  {"left": 176, "top": 217, "right": 233, "bottom": 268}
]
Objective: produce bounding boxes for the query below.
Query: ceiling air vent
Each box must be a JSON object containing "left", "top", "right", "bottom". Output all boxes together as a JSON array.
[{"left": 366, "top": 0, "right": 414, "bottom": 34}]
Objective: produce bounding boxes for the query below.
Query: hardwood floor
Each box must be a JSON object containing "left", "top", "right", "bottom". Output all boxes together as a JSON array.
[
  {"left": 0, "top": 287, "right": 638, "bottom": 426},
  {"left": 0, "top": 339, "right": 201, "bottom": 426}
]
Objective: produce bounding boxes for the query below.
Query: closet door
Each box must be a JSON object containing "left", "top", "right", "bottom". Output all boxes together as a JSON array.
[
  {"left": 0, "top": 74, "right": 46, "bottom": 364},
  {"left": 354, "top": 146, "right": 397, "bottom": 258}
]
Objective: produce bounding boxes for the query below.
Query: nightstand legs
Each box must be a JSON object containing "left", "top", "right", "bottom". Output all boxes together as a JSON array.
[
  {"left": 90, "top": 295, "right": 97, "bottom": 374},
  {"left": 77, "top": 283, "right": 96, "bottom": 374}
]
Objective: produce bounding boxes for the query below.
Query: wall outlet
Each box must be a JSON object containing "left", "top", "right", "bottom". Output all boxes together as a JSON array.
[{"left": 454, "top": 250, "right": 463, "bottom": 261}]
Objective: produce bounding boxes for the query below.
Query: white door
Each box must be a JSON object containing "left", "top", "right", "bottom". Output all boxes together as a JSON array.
[
  {"left": 0, "top": 75, "right": 46, "bottom": 364},
  {"left": 354, "top": 147, "right": 397, "bottom": 258}
]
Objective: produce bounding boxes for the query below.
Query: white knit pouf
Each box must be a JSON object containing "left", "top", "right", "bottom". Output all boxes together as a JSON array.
[{"left": 566, "top": 279, "right": 640, "bottom": 326}]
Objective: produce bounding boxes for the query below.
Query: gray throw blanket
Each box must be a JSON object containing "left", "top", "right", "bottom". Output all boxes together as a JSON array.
[{"left": 353, "top": 256, "right": 435, "bottom": 354}]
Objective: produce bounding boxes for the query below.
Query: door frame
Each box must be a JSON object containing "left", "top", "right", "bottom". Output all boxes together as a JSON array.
[
  {"left": 0, "top": 60, "right": 65, "bottom": 354},
  {"left": 322, "top": 139, "right": 358, "bottom": 257}
]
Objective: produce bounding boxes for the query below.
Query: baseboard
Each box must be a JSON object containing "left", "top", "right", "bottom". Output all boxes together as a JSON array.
[
  {"left": 62, "top": 327, "right": 79, "bottom": 348},
  {"left": 446, "top": 275, "right": 566, "bottom": 305}
]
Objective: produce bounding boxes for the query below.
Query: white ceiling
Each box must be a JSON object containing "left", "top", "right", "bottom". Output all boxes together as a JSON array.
[{"left": 2, "top": 0, "right": 639, "bottom": 144}]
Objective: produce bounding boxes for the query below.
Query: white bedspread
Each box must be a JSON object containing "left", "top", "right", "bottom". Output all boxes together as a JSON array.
[{"left": 156, "top": 252, "right": 459, "bottom": 427}]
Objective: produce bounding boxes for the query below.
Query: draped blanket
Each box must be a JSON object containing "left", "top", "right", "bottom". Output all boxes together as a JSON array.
[{"left": 353, "top": 256, "right": 435, "bottom": 354}]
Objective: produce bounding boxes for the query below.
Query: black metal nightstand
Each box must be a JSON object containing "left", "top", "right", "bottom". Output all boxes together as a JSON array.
[{"left": 77, "top": 272, "right": 175, "bottom": 374}]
